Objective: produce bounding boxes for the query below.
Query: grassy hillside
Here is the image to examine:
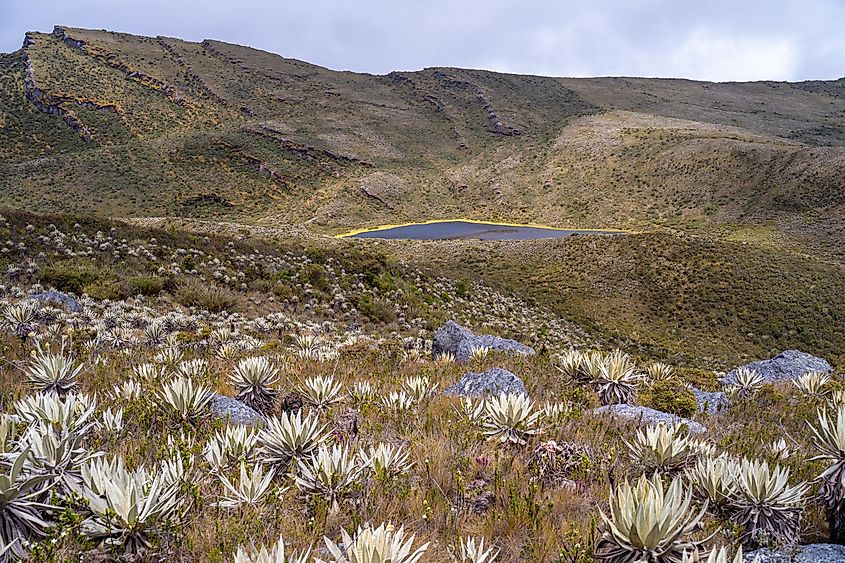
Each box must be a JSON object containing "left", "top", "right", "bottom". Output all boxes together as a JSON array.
[
  {"left": 384, "top": 232, "right": 845, "bottom": 368},
  {"left": 1, "top": 26, "right": 844, "bottom": 249}
]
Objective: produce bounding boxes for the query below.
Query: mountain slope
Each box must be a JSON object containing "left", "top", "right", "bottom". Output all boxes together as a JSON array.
[{"left": 2, "top": 26, "right": 845, "bottom": 246}]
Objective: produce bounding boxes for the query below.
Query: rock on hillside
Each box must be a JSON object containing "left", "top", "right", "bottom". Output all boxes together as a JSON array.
[
  {"left": 210, "top": 394, "right": 263, "bottom": 426},
  {"left": 745, "top": 544, "right": 845, "bottom": 562},
  {"left": 432, "top": 320, "right": 535, "bottom": 363},
  {"left": 594, "top": 404, "right": 706, "bottom": 434},
  {"left": 32, "top": 290, "right": 82, "bottom": 312},
  {"left": 444, "top": 367, "right": 527, "bottom": 397},
  {"left": 723, "top": 350, "right": 832, "bottom": 385},
  {"left": 689, "top": 387, "right": 728, "bottom": 415}
]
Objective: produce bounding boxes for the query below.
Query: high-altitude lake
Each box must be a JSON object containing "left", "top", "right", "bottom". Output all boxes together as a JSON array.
[{"left": 345, "top": 221, "right": 619, "bottom": 241}]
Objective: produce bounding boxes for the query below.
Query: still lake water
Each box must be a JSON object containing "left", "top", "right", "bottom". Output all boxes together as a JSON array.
[{"left": 347, "top": 221, "right": 618, "bottom": 241}]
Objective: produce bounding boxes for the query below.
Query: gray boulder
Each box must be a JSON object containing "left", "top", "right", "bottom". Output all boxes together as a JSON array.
[
  {"left": 689, "top": 387, "right": 728, "bottom": 415},
  {"left": 444, "top": 367, "right": 527, "bottom": 397},
  {"left": 31, "top": 290, "right": 82, "bottom": 312},
  {"left": 210, "top": 394, "right": 263, "bottom": 426},
  {"left": 723, "top": 350, "right": 831, "bottom": 385},
  {"left": 594, "top": 404, "right": 707, "bottom": 434},
  {"left": 432, "top": 320, "right": 535, "bottom": 363},
  {"left": 745, "top": 544, "right": 845, "bottom": 562}
]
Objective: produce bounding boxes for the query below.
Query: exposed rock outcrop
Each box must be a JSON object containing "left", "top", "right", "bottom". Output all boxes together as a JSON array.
[
  {"left": 53, "top": 27, "right": 188, "bottom": 107},
  {"left": 723, "top": 350, "right": 832, "bottom": 385},
  {"left": 689, "top": 387, "right": 728, "bottom": 415},
  {"left": 358, "top": 173, "right": 413, "bottom": 209},
  {"left": 211, "top": 139, "right": 287, "bottom": 183},
  {"left": 31, "top": 290, "right": 82, "bottom": 313},
  {"left": 431, "top": 70, "right": 522, "bottom": 136},
  {"left": 210, "top": 394, "right": 263, "bottom": 425},
  {"left": 243, "top": 125, "right": 374, "bottom": 169},
  {"left": 22, "top": 33, "right": 96, "bottom": 141},
  {"left": 156, "top": 37, "right": 231, "bottom": 107},
  {"left": 179, "top": 193, "right": 234, "bottom": 208}
]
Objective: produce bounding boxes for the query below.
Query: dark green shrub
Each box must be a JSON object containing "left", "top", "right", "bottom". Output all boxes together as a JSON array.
[
  {"left": 640, "top": 380, "right": 697, "bottom": 418},
  {"left": 273, "top": 282, "right": 294, "bottom": 301},
  {"left": 677, "top": 367, "right": 721, "bottom": 391},
  {"left": 371, "top": 272, "right": 396, "bottom": 292},
  {"left": 128, "top": 275, "right": 167, "bottom": 297},
  {"left": 83, "top": 279, "right": 127, "bottom": 301},
  {"left": 40, "top": 263, "right": 99, "bottom": 295},
  {"left": 753, "top": 383, "right": 785, "bottom": 408},
  {"left": 174, "top": 280, "right": 240, "bottom": 313},
  {"left": 299, "top": 264, "right": 330, "bottom": 292},
  {"left": 180, "top": 255, "right": 196, "bottom": 271},
  {"left": 357, "top": 294, "right": 396, "bottom": 324},
  {"left": 455, "top": 278, "right": 470, "bottom": 297}
]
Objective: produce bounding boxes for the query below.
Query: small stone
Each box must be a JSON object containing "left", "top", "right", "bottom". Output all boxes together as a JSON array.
[
  {"left": 333, "top": 407, "right": 359, "bottom": 439},
  {"left": 472, "top": 491, "right": 496, "bottom": 515},
  {"left": 279, "top": 393, "right": 303, "bottom": 414}
]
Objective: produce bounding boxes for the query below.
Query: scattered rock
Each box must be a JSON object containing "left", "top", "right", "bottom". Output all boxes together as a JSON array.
[
  {"left": 594, "top": 404, "right": 706, "bottom": 434},
  {"left": 210, "top": 394, "right": 263, "bottom": 426},
  {"left": 465, "top": 479, "right": 496, "bottom": 515},
  {"left": 432, "top": 320, "right": 535, "bottom": 363},
  {"left": 529, "top": 440, "right": 591, "bottom": 487},
  {"left": 333, "top": 407, "right": 359, "bottom": 439},
  {"left": 723, "top": 350, "right": 832, "bottom": 385},
  {"left": 744, "top": 544, "right": 845, "bottom": 562},
  {"left": 279, "top": 393, "right": 303, "bottom": 414},
  {"left": 472, "top": 491, "right": 495, "bottom": 514},
  {"left": 454, "top": 479, "right": 496, "bottom": 514},
  {"left": 357, "top": 172, "right": 411, "bottom": 210},
  {"left": 689, "top": 387, "right": 728, "bottom": 415},
  {"left": 31, "top": 290, "right": 82, "bottom": 312},
  {"left": 444, "top": 367, "right": 527, "bottom": 397}
]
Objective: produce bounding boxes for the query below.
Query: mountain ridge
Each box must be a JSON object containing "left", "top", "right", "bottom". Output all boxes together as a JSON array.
[{"left": 1, "top": 25, "right": 844, "bottom": 253}]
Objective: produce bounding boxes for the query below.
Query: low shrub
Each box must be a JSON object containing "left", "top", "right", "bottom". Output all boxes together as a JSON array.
[
  {"left": 84, "top": 279, "right": 127, "bottom": 301},
  {"left": 299, "top": 264, "right": 330, "bottom": 292},
  {"left": 174, "top": 280, "right": 240, "bottom": 313},
  {"left": 273, "top": 282, "right": 294, "bottom": 301},
  {"left": 128, "top": 275, "right": 167, "bottom": 297},
  {"left": 640, "top": 380, "right": 697, "bottom": 418},
  {"left": 40, "top": 263, "right": 99, "bottom": 295},
  {"left": 357, "top": 294, "right": 396, "bottom": 324},
  {"left": 677, "top": 367, "right": 721, "bottom": 391}
]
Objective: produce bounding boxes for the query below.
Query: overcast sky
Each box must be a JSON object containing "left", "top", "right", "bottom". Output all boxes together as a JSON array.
[{"left": 2, "top": 0, "right": 843, "bottom": 82}]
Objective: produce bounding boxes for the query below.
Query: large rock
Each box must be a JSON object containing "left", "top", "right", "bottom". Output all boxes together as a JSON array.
[
  {"left": 689, "top": 387, "right": 728, "bottom": 415},
  {"left": 723, "top": 350, "right": 832, "bottom": 385},
  {"left": 31, "top": 290, "right": 82, "bottom": 312},
  {"left": 444, "top": 367, "right": 527, "bottom": 397},
  {"left": 432, "top": 320, "right": 535, "bottom": 363},
  {"left": 745, "top": 544, "right": 845, "bottom": 562},
  {"left": 210, "top": 394, "right": 263, "bottom": 426},
  {"left": 594, "top": 404, "right": 707, "bottom": 434}
]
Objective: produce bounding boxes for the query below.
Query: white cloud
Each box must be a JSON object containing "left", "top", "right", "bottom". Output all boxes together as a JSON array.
[
  {"left": 0, "top": 0, "right": 838, "bottom": 81},
  {"left": 658, "top": 28, "right": 799, "bottom": 81}
]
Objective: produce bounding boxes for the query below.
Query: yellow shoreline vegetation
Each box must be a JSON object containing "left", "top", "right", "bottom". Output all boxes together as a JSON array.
[{"left": 335, "top": 218, "right": 631, "bottom": 238}]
